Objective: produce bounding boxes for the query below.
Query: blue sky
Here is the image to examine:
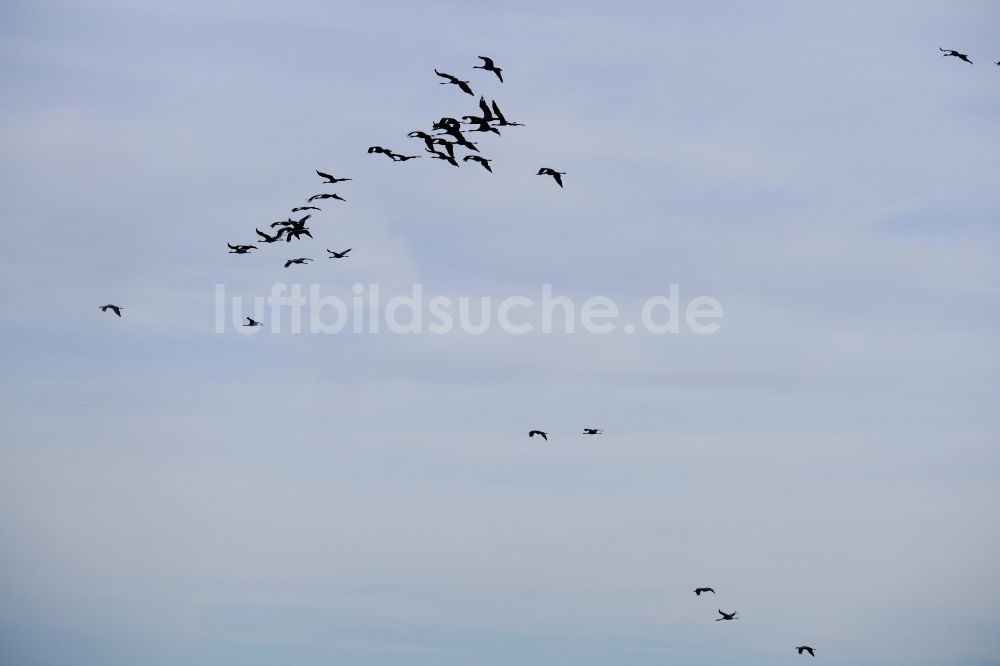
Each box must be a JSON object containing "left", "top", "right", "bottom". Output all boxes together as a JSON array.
[{"left": 1, "top": 1, "right": 999, "bottom": 664}]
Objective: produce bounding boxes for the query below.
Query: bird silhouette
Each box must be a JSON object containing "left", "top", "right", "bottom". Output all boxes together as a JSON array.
[
  {"left": 271, "top": 214, "right": 311, "bottom": 233},
  {"left": 434, "top": 69, "right": 474, "bottom": 95},
  {"left": 796, "top": 646, "right": 816, "bottom": 657},
  {"left": 463, "top": 155, "right": 493, "bottom": 172},
  {"left": 582, "top": 428, "right": 603, "bottom": 435},
  {"left": 368, "top": 146, "right": 399, "bottom": 160},
  {"left": 474, "top": 56, "right": 503, "bottom": 82},
  {"left": 940, "top": 47, "right": 973, "bottom": 64},
  {"left": 408, "top": 130, "right": 437, "bottom": 152},
  {"left": 463, "top": 115, "right": 502, "bottom": 135},
  {"left": 537, "top": 167, "right": 565, "bottom": 187},
  {"left": 284, "top": 258, "right": 313, "bottom": 268},
  {"left": 716, "top": 610, "right": 738, "bottom": 621},
  {"left": 292, "top": 206, "right": 320, "bottom": 212},
  {"left": 477, "top": 97, "right": 496, "bottom": 123},
  {"left": 427, "top": 149, "right": 459, "bottom": 167},
  {"left": 528, "top": 430, "right": 548, "bottom": 440},
  {"left": 490, "top": 100, "right": 524, "bottom": 127},
  {"left": 228, "top": 243, "right": 256, "bottom": 254},
  {"left": 284, "top": 227, "right": 312, "bottom": 242},
  {"left": 327, "top": 248, "right": 352, "bottom": 259},
  {"left": 308, "top": 193, "right": 345, "bottom": 203},
  {"left": 389, "top": 152, "right": 421, "bottom": 161},
  {"left": 255, "top": 228, "right": 282, "bottom": 243},
  {"left": 316, "top": 170, "right": 352, "bottom": 184},
  {"left": 694, "top": 588, "right": 715, "bottom": 596},
  {"left": 99, "top": 304, "right": 123, "bottom": 317},
  {"left": 244, "top": 317, "right": 262, "bottom": 327}
]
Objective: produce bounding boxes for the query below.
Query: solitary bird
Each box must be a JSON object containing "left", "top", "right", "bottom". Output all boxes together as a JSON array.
[
  {"left": 796, "top": 646, "right": 816, "bottom": 657},
  {"left": 694, "top": 588, "right": 715, "bottom": 596},
  {"left": 528, "top": 430, "right": 548, "bottom": 441},
  {"left": 940, "top": 47, "right": 973, "bottom": 64},
  {"left": 99, "top": 304, "right": 123, "bottom": 317},
  {"left": 292, "top": 206, "right": 321, "bottom": 212},
  {"left": 537, "top": 167, "right": 565, "bottom": 188},
  {"left": 284, "top": 257, "right": 313, "bottom": 268},
  {"left": 463, "top": 155, "right": 493, "bottom": 172},
  {"left": 255, "top": 228, "right": 282, "bottom": 243},
  {"left": 308, "top": 193, "right": 345, "bottom": 203},
  {"left": 434, "top": 69, "right": 474, "bottom": 96},
  {"left": 327, "top": 248, "right": 352, "bottom": 259},
  {"left": 582, "top": 428, "right": 603, "bottom": 435},
  {"left": 228, "top": 243, "right": 256, "bottom": 254},
  {"left": 474, "top": 56, "right": 503, "bottom": 82},
  {"left": 716, "top": 610, "right": 738, "bottom": 621},
  {"left": 244, "top": 317, "right": 262, "bottom": 327},
  {"left": 316, "top": 171, "right": 352, "bottom": 184}
]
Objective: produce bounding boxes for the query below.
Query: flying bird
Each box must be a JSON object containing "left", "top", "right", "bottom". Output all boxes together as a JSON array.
[
  {"left": 528, "top": 430, "right": 548, "bottom": 440},
  {"left": 490, "top": 100, "right": 524, "bottom": 127},
  {"left": 284, "top": 227, "right": 312, "bottom": 242},
  {"left": 582, "top": 428, "right": 603, "bottom": 435},
  {"left": 427, "top": 149, "right": 459, "bottom": 167},
  {"left": 716, "top": 610, "right": 738, "bottom": 621},
  {"left": 292, "top": 206, "right": 320, "bottom": 212},
  {"left": 308, "top": 193, "right": 345, "bottom": 202},
  {"left": 694, "top": 588, "right": 715, "bottom": 596},
  {"left": 940, "top": 47, "right": 973, "bottom": 64},
  {"left": 477, "top": 96, "right": 496, "bottom": 123},
  {"left": 326, "top": 248, "right": 352, "bottom": 259},
  {"left": 99, "top": 304, "right": 123, "bottom": 317},
  {"left": 368, "top": 146, "right": 399, "bottom": 160},
  {"left": 255, "top": 228, "right": 282, "bottom": 243},
  {"left": 244, "top": 317, "right": 262, "bottom": 327},
  {"left": 228, "top": 243, "right": 256, "bottom": 254},
  {"left": 796, "top": 646, "right": 816, "bottom": 657},
  {"left": 430, "top": 138, "right": 457, "bottom": 159},
  {"left": 408, "top": 130, "right": 437, "bottom": 152},
  {"left": 284, "top": 258, "right": 313, "bottom": 268},
  {"left": 389, "top": 152, "right": 421, "bottom": 161},
  {"left": 474, "top": 56, "right": 503, "bottom": 82},
  {"left": 316, "top": 171, "right": 352, "bottom": 184},
  {"left": 434, "top": 69, "right": 474, "bottom": 96},
  {"left": 462, "top": 115, "right": 501, "bottom": 135},
  {"left": 537, "top": 167, "right": 565, "bottom": 188},
  {"left": 463, "top": 155, "right": 492, "bottom": 172}
]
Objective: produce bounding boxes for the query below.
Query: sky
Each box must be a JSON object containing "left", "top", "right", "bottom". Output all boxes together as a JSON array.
[{"left": 1, "top": 0, "right": 999, "bottom": 664}]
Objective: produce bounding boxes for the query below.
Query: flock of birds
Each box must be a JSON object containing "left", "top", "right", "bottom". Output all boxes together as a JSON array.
[
  {"left": 100, "top": 55, "right": 565, "bottom": 317},
  {"left": 527, "top": 432, "right": 818, "bottom": 655},
  {"left": 90, "top": 45, "right": 997, "bottom": 660},
  {"left": 224, "top": 167, "right": 354, "bottom": 270},
  {"left": 217, "top": 56, "right": 564, "bottom": 274}
]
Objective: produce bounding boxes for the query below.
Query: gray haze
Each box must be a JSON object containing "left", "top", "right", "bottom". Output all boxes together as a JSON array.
[{"left": 1, "top": 1, "right": 999, "bottom": 664}]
